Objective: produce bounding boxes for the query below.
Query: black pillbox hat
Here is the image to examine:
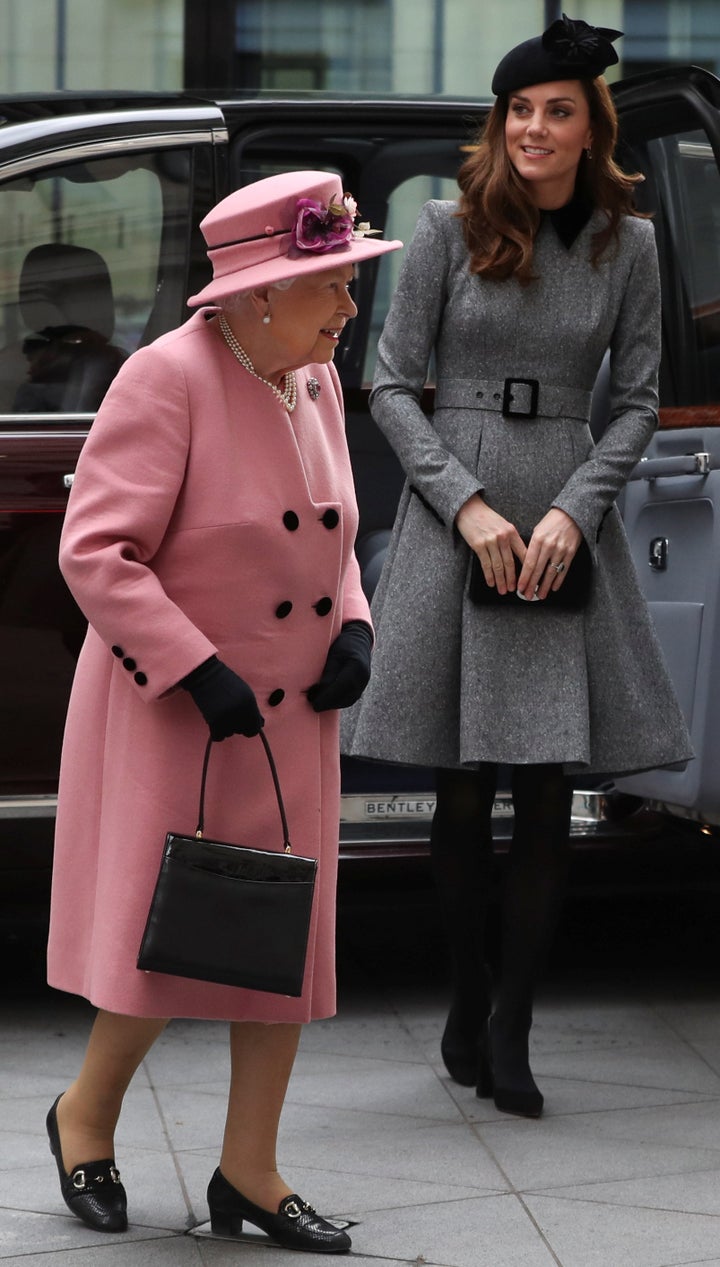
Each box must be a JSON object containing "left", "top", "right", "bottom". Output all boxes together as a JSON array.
[{"left": 492, "top": 12, "right": 622, "bottom": 96}]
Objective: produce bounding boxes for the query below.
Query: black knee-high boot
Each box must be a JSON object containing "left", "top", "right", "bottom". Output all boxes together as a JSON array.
[
  {"left": 478, "top": 764, "right": 572, "bottom": 1117},
  {"left": 430, "top": 765, "right": 497, "bottom": 1086}
]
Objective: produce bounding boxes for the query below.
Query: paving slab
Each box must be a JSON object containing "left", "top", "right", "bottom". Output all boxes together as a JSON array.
[
  {"left": 0, "top": 1208, "right": 176, "bottom": 1260},
  {"left": 528, "top": 1164, "right": 720, "bottom": 1219},
  {"left": 275, "top": 1100, "right": 510, "bottom": 1191},
  {"left": 288, "top": 1048, "right": 464, "bottom": 1120},
  {"left": 297, "top": 1004, "right": 427, "bottom": 1063},
  {"left": 344, "top": 1191, "right": 561, "bottom": 1267},
  {"left": 524, "top": 1192, "right": 720, "bottom": 1267},
  {"left": 0, "top": 1243, "right": 203, "bottom": 1267},
  {"left": 477, "top": 1109, "right": 720, "bottom": 1191}
]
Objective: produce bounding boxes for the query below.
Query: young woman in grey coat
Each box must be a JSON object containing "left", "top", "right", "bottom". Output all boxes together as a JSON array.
[{"left": 343, "top": 16, "right": 693, "bottom": 1118}]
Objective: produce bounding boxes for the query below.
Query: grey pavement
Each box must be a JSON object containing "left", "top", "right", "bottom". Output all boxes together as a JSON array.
[{"left": 3, "top": 878, "right": 720, "bottom": 1266}]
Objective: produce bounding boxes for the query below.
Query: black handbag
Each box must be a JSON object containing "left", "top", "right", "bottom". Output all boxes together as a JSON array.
[
  {"left": 468, "top": 536, "right": 593, "bottom": 610},
  {"left": 137, "top": 732, "right": 316, "bottom": 997}
]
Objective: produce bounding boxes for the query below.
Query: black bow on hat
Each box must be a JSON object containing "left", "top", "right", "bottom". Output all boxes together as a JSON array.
[{"left": 491, "top": 12, "right": 622, "bottom": 96}]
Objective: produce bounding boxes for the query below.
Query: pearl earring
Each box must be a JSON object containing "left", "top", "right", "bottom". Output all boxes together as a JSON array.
[
  {"left": 586, "top": 146, "right": 592, "bottom": 159},
  {"left": 262, "top": 314, "right": 271, "bottom": 325}
]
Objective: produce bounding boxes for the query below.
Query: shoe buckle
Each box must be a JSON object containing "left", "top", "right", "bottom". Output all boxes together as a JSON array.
[
  {"left": 72, "top": 1169, "right": 86, "bottom": 1191},
  {"left": 110, "top": 1166, "right": 121, "bottom": 1184},
  {"left": 284, "top": 1199, "right": 304, "bottom": 1219}
]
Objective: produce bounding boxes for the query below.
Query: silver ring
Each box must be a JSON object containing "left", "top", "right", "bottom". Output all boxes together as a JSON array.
[{"left": 553, "top": 561, "right": 566, "bottom": 575}]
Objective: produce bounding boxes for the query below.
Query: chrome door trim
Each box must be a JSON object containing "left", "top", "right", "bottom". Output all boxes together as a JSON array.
[
  {"left": 0, "top": 105, "right": 226, "bottom": 149},
  {"left": 0, "top": 414, "right": 95, "bottom": 425},
  {"left": 0, "top": 127, "right": 228, "bottom": 181}
]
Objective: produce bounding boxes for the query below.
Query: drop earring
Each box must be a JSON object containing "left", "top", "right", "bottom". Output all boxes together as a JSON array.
[
  {"left": 586, "top": 146, "right": 592, "bottom": 160},
  {"left": 262, "top": 313, "right": 271, "bottom": 325}
]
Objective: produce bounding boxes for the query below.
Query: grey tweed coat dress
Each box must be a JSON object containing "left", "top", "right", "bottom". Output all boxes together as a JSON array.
[{"left": 342, "top": 199, "right": 693, "bottom": 775}]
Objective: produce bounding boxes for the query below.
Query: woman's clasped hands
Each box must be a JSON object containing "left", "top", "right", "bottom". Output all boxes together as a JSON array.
[{"left": 455, "top": 494, "right": 583, "bottom": 601}]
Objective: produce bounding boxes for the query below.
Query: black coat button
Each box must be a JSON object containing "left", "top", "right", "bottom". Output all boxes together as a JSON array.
[
  {"left": 122, "top": 657, "right": 137, "bottom": 671},
  {"left": 268, "top": 688, "right": 285, "bottom": 706},
  {"left": 275, "top": 601, "right": 293, "bottom": 619},
  {"left": 321, "top": 509, "right": 339, "bottom": 529},
  {"left": 313, "top": 597, "right": 333, "bottom": 616},
  {"left": 134, "top": 672, "right": 148, "bottom": 686},
  {"left": 283, "top": 511, "right": 299, "bottom": 531},
  {"left": 111, "top": 645, "right": 123, "bottom": 657}
]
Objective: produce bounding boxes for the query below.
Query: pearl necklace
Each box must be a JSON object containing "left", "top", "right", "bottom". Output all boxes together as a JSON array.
[{"left": 218, "top": 314, "right": 297, "bottom": 413}]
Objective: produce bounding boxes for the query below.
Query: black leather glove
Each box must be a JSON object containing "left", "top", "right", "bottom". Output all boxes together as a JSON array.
[
  {"left": 180, "top": 656, "right": 264, "bottom": 740},
  {"left": 307, "top": 620, "right": 373, "bottom": 712}
]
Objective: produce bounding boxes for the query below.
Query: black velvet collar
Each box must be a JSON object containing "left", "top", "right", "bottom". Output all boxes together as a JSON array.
[{"left": 542, "top": 193, "right": 594, "bottom": 249}]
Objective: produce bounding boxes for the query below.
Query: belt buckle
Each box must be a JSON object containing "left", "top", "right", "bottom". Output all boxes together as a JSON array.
[{"left": 502, "top": 377, "right": 539, "bottom": 420}]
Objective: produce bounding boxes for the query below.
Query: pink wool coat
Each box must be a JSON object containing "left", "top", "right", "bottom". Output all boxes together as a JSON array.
[{"left": 46, "top": 308, "right": 371, "bottom": 1022}]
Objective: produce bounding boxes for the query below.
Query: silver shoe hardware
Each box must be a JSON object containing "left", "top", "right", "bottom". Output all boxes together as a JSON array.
[
  {"left": 71, "top": 1165, "right": 121, "bottom": 1188},
  {"left": 284, "top": 1200, "right": 303, "bottom": 1219}
]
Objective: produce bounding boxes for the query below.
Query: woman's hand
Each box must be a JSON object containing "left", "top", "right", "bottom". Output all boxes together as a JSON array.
[
  {"left": 307, "top": 621, "right": 373, "bottom": 711},
  {"left": 455, "top": 494, "right": 526, "bottom": 594},
  {"left": 517, "top": 509, "right": 583, "bottom": 601},
  {"left": 180, "top": 656, "right": 264, "bottom": 740}
]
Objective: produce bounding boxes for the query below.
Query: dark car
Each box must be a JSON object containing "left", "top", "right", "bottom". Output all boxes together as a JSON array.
[{"left": 2, "top": 69, "right": 720, "bottom": 926}]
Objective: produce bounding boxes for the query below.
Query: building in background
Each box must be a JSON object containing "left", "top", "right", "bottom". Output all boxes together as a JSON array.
[{"left": 0, "top": 2, "right": 717, "bottom": 98}]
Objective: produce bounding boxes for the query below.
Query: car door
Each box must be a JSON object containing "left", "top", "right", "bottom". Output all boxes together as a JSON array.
[
  {"left": 0, "top": 96, "right": 226, "bottom": 818},
  {"left": 608, "top": 67, "right": 720, "bottom": 825}
]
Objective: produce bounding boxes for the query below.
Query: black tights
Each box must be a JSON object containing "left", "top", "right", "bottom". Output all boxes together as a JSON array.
[{"left": 430, "top": 763, "right": 573, "bottom": 1032}]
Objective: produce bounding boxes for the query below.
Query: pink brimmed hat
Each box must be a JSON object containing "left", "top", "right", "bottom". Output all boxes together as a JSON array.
[{"left": 187, "top": 169, "right": 402, "bottom": 307}]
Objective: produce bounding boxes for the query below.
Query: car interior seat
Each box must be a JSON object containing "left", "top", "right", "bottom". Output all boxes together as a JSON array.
[{"left": 14, "top": 242, "right": 126, "bottom": 412}]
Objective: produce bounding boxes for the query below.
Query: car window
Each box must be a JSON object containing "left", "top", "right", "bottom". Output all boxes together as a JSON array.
[
  {"left": 363, "top": 173, "right": 460, "bottom": 385},
  {"left": 659, "top": 131, "right": 720, "bottom": 401},
  {"left": 0, "top": 149, "right": 194, "bottom": 416},
  {"left": 630, "top": 126, "right": 720, "bottom": 407}
]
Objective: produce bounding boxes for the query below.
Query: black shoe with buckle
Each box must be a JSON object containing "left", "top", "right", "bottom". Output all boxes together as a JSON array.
[
  {"left": 46, "top": 1095, "right": 128, "bottom": 1233},
  {"left": 207, "top": 1167, "right": 351, "bottom": 1253}
]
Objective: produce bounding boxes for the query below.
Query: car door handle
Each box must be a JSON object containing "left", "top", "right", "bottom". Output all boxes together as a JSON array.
[
  {"left": 629, "top": 452, "right": 710, "bottom": 480},
  {"left": 63, "top": 473, "right": 75, "bottom": 489}
]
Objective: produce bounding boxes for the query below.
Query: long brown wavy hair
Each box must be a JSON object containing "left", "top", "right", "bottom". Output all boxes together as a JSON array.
[{"left": 457, "top": 76, "right": 646, "bottom": 285}]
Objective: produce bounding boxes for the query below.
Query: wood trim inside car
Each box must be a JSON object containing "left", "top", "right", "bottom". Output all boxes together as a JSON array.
[{"left": 659, "top": 405, "right": 720, "bottom": 428}]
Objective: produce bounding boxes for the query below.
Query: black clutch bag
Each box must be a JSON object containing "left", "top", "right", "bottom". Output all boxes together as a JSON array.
[
  {"left": 137, "top": 732, "right": 316, "bottom": 997},
  {"left": 468, "top": 536, "right": 593, "bottom": 610}
]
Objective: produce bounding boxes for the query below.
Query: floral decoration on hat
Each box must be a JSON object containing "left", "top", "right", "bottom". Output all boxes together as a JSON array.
[
  {"left": 292, "top": 192, "right": 381, "bottom": 253},
  {"left": 541, "top": 13, "right": 621, "bottom": 66}
]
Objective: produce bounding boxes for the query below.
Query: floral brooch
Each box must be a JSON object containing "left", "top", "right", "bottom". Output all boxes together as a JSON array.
[{"left": 292, "top": 192, "right": 380, "bottom": 253}]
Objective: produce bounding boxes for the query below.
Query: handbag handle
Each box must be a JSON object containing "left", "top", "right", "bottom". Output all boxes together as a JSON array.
[{"left": 195, "top": 731, "right": 292, "bottom": 853}]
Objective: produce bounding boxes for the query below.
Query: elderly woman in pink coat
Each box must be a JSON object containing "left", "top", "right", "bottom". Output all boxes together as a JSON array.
[{"left": 44, "top": 171, "right": 401, "bottom": 1253}]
